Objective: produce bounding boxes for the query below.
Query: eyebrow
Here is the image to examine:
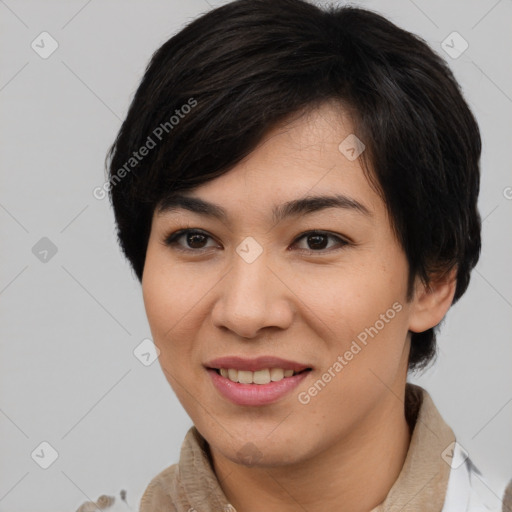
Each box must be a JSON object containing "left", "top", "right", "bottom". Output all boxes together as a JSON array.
[{"left": 156, "top": 193, "right": 372, "bottom": 224}]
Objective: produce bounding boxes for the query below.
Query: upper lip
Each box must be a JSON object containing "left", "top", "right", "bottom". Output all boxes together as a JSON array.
[{"left": 205, "top": 356, "right": 311, "bottom": 372}]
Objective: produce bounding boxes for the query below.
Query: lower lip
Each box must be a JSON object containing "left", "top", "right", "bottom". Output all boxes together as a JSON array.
[{"left": 207, "top": 368, "right": 310, "bottom": 406}]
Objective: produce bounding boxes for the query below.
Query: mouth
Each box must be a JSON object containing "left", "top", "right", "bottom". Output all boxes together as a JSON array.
[
  {"left": 207, "top": 367, "right": 312, "bottom": 406},
  {"left": 204, "top": 356, "right": 313, "bottom": 406}
]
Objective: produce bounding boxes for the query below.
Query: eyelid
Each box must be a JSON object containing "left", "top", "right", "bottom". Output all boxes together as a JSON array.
[
  {"left": 293, "top": 231, "right": 350, "bottom": 252},
  {"left": 162, "top": 228, "right": 217, "bottom": 250},
  {"left": 162, "top": 228, "right": 351, "bottom": 254}
]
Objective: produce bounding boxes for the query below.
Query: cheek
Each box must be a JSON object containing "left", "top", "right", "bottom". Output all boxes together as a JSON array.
[
  {"left": 334, "top": 261, "right": 409, "bottom": 369},
  {"left": 296, "top": 298, "right": 409, "bottom": 435},
  {"left": 141, "top": 247, "right": 222, "bottom": 380},
  {"left": 294, "top": 254, "right": 410, "bottom": 394},
  {"left": 143, "top": 241, "right": 192, "bottom": 326},
  {"left": 142, "top": 258, "right": 207, "bottom": 411},
  {"left": 142, "top": 250, "right": 192, "bottom": 360},
  {"left": 300, "top": 256, "right": 408, "bottom": 336}
]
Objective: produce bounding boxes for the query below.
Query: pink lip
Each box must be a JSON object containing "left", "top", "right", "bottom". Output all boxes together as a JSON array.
[
  {"left": 207, "top": 368, "right": 311, "bottom": 406},
  {"left": 204, "top": 355, "right": 311, "bottom": 372}
]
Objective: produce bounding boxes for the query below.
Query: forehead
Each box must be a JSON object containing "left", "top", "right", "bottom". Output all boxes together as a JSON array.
[{"left": 155, "top": 102, "right": 383, "bottom": 224}]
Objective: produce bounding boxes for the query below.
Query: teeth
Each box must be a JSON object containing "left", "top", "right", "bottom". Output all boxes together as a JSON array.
[
  {"left": 270, "top": 368, "right": 284, "bottom": 381},
  {"left": 253, "top": 369, "right": 271, "bottom": 384},
  {"left": 238, "top": 370, "right": 253, "bottom": 384},
  {"left": 218, "top": 368, "right": 302, "bottom": 384}
]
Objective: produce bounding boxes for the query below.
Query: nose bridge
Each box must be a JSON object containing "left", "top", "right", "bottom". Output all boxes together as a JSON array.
[{"left": 227, "top": 242, "right": 271, "bottom": 314}]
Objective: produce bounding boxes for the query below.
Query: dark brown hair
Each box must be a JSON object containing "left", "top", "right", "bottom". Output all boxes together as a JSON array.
[{"left": 105, "top": 0, "right": 482, "bottom": 372}]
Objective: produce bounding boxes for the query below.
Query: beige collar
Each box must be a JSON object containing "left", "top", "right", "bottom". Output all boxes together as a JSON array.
[
  {"left": 369, "top": 383, "right": 455, "bottom": 511},
  {"left": 140, "top": 383, "right": 455, "bottom": 512}
]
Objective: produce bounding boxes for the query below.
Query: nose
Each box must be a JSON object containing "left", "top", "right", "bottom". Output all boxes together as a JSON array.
[{"left": 210, "top": 248, "right": 294, "bottom": 339}]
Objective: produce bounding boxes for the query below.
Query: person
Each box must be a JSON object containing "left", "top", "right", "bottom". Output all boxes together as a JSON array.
[{"left": 105, "top": 0, "right": 512, "bottom": 510}]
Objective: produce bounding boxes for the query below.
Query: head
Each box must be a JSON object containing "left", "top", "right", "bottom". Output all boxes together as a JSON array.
[{"left": 106, "top": 0, "right": 481, "bottom": 465}]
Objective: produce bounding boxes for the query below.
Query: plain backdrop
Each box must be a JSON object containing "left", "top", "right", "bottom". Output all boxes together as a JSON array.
[{"left": 1, "top": 0, "right": 511, "bottom": 510}]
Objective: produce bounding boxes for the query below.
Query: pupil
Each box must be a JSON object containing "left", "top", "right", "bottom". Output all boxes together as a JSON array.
[
  {"left": 188, "top": 233, "right": 206, "bottom": 248},
  {"left": 308, "top": 234, "right": 327, "bottom": 250}
]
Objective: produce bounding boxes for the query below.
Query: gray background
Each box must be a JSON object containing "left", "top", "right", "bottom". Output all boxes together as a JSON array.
[{"left": 1, "top": 0, "right": 511, "bottom": 510}]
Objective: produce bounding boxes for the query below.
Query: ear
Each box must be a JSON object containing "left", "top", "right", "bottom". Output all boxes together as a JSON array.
[{"left": 408, "top": 267, "right": 458, "bottom": 333}]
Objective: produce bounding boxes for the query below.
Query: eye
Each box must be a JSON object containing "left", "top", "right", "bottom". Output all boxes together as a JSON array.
[
  {"left": 292, "top": 230, "right": 349, "bottom": 253},
  {"left": 163, "top": 228, "right": 350, "bottom": 254},
  {"left": 163, "top": 229, "right": 217, "bottom": 252}
]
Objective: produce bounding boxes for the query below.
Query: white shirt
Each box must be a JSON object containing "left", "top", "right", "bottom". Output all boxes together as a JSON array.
[{"left": 442, "top": 442, "right": 508, "bottom": 511}]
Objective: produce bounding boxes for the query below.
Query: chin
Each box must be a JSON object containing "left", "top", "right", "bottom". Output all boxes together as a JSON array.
[
  {"left": 225, "top": 444, "right": 306, "bottom": 468},
  {"left": 207, "top": 427, "right": 309, "bottom": 468}
]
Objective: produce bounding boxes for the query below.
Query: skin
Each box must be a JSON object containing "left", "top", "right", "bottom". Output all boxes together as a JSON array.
[{"left": 142, "top": 101, "right": 456, "bottom": 512}]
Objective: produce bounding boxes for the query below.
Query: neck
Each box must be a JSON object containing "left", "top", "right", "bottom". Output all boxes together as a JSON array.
[{"left": 210, "top": 386, "right": 412, "bottom": 512}]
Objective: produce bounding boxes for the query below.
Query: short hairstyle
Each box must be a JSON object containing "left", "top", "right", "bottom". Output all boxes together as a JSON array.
[{"left": 105, "top": 0, "right": 482, "bottom": 372}]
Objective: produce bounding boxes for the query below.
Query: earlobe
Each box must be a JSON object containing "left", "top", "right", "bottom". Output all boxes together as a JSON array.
[{"left": 408, "top": 268, "right": 458, "bottom": 333}]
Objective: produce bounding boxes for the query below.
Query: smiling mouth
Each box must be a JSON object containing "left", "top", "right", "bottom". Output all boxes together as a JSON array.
[{"left": 210, "top": 367, "right": 312, "bottom": 385}]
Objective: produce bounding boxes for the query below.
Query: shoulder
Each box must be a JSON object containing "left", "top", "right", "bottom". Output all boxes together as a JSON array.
[{"left": 139, "top": 463, "right": 180, "bottom": 512}]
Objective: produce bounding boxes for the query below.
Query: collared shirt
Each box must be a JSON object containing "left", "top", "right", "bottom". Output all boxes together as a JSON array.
[{"left": 138, "top": 383, "right": 511, "bottom": 512}]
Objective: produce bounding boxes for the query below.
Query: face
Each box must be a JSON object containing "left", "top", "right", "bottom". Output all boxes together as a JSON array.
[{"left": 142, "top": 102, "right": 415, "bottom": 467}]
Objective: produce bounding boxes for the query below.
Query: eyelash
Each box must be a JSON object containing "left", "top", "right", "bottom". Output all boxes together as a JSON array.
[{"left": 162, "top": 228, "right": 350, "bottom": 255}]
